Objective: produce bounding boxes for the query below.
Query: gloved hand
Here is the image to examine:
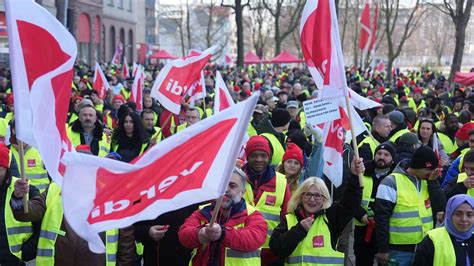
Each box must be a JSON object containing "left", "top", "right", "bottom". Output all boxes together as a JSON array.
[{"left": 304, "top": 124, "right": 323, "bottom": 143}]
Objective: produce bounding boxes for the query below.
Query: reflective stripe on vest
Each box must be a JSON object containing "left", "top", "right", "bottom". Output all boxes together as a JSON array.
[
  {"left": 261, "top": 133, "right": 285, "bottom": 166},
  {"left": 427, "top": 227, "right": 456, "bottom": 266},
  {"left": 285, "top": 214, "right": 344, "bottom": 266},
  {"left": 357, "top": 136, "right": 380, "bottom": 161},
  {"left": 354, "top": 175, "right": 374, "bottom": 226},
  {"left": 456, "top": 173, "right": 474, "bottom": 197},
  {"left": 10, "top": 147, "right": 50, "bottom": 193},
  {"left": 5, "top": 177, "right": 33, "bottom": 259},
  {"left": 67, "top": 129, "right": 111, "bottom": 157},
  {"left": 190, "top": 204, "right": 261, "bottom": 266},
  {"left": 389, "top": 129, "right": 410, "bottom": 143},
  {"left": 106, "top": 229, "right": 119, "bottom": 266},
  {"left": 243, "top": 172, "right": 286, "bottom": 248},
  {"left": 389, "top": 173, "right": 433, "bottom": 245}
]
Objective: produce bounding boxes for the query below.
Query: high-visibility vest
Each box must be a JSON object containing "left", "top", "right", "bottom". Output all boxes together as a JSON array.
[
  {"left": 176, "top": 123, "right": 187, "bottom": 133},
  {"left": 389, "top": 173, "right": 433, "bottom": 245},
  {"left": 189, "top": 204, "right": 261, "bottom": 266},
  {"left": 67, "top": 128, "right": 111, "bottom": 157},
  {"left": 357, "top": 135, "right": 380, "bottom": 161},
  {"left": 243, "top": 172, "right": 286, "bottom": 248},
  {"left": 36, "top": 183, "right": 119, "bottom": 265},
  {"left": 456, "top": 173, "right": 474, "bottom": 197},
  {"left": 111, "top": 142, "right": 148, "bottom": 155},
  {"left": 261, "top": 133, "right": 285, "bottom": 166},
  {"left": 427, "top": 227, "right": 456, "bottom": 266},
  {"left": 389, "top": 129, "right": 410, "bottom": 143},
  {"left": 4, "top": 177, "right": 33, "bottom": 259},
  {"left": 0, "top": 117, "right": 8, "bottom": 141},
  {"left": 408, "top": 98, "right": 426, "bottom": 113},
  {"left": 353, "top": 175, "right": 374, "bottom": 227},
  {"left": 247, "top": 122, "right": 258, "bottom": 137},
  {"left": 458, "top": 148, "right": 471, "bottom": 172},
  {"left": 149, "top": 126, "right": 162, "bottom": 142},
  {"left": 437, "top": 132, "right": 456, "bottom": 155},
  {"left": 95, "top": 104, "right": 104, "bottom": 112},
  {"left": 4, "top": 112, "right": 13, "bottom": 125},
  {"left": 68, "top": 113, "right": 78, "bottom": 125},
  {"left": 10, "top": 147, "right": 50, "bottom": 192},
  {"left": 285, "top": 214, "right": 344, "bottom": 265}
]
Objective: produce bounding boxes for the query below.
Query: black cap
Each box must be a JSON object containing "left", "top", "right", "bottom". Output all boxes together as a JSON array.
[
  {"left": 375, "top": 142, "right": 396, "bottom": 160},
  {"left": 410, "top": 146, "right": 439, "bottom": 170},
  {"left": 271, "top": 108, "right": 291, "bottom": 127}
]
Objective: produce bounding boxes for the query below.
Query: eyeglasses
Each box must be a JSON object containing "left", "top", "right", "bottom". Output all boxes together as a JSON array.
[{"left": 302, "top": 192, "right": 324, "bottom": 200}]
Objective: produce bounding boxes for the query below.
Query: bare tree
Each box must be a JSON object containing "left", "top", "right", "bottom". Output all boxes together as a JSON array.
[
  {"left": 340, "top": 0, "right": 350, "bottom": 51},
  {"left": 221, "top": 0, "right": 251, "bottom": 67},
  {"left": 425, "top": 7, "right": 453, "bottom": 66},
  {"left": 429, "top": 0, "right": 473, "bottom": 81},
  {"left": 202, "top": 0, "right": 230, "bottom": 48},
  {"left": 351, "top": 0, "right": 362, "bottom": 66},
  {"left": 383, "top": 0, "right": 426, "bottom": 83},
  {"left": 186, "top": 0, "right": 192, "bottom": 50},
  {"left": 244, "top": 0, "right": 271, "bottom": 57},
  {"left": 262, "top": 0, "right": 305, "bottom": 56}
]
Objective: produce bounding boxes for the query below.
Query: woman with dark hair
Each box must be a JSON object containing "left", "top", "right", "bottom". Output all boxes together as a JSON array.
[
  {"left": 111, "top": 111, "right": 149, "bottom": 162},
  {"left": 417, "top": 118, "right": 449, "bottom": 167}
]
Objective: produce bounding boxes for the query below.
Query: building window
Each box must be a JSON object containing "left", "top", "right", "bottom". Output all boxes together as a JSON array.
[
  {"left": 107, "top": 0, "right": 114, "bottom": 7},
  {"left": 118, "top": 0, "right": 123, "bottom": 9},
  {"left": 128, "top": 0, "right": 132, "bottom": 12}
]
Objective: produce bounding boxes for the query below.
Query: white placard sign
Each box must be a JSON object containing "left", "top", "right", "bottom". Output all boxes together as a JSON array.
[{"left": 303, "top": 99, "right": 341, "bottom": 126}]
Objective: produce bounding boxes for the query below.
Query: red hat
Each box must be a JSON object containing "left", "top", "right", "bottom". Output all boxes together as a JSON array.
[
  {"left": 0, "top": 143, "right": 9, "bottom": 168},
  {"left": 413, "top": 87, "right": 423, "bottom": 95},
  {"left": 282, "top": 143, "right": 304, "bottom": 166},
  {"left": 75, "top": 144, "right": 92, "bottom": 154},
  {"left": 5, "top": 94, "right": 13, "bottom": 105},
  {"left": 112, "top": 95, "right": 126, "bottom": 104},
  {"left": 455, "top": 122, "right": 474, "bottom": 141},
  {"left": 233, "top": 85, "right": 240, "bottom": 92},
  {"left": 254, "top": 83, "right": 261, "bottom": 90},
  {"left": 396, "top": 80, "right": 404, "bottom": 88},
  {"left": 245, "top": 136, "right": 271, "bottom": 158},
  {"left": 72, "top": 96, "right": 83, "bottom": 104}
]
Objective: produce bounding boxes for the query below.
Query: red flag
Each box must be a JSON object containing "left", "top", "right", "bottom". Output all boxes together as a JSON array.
[
  {"left": 359, "top": 1, "right": 371, "bottom": 51},
  {"left": 376, "top": 61, "right": 385, "bottom": 72},
  {"left": 213, "top": 71, "right": 235, "bottom": 113},
  {"left": 93, "top": 62, "right": 109, "bottom": 99},
  {"left": 122, "top": 56, "right": 130, "bottom": 79},
  {"left": 7, "top": 0, "right": 76, "bottom": 185},
  {"left": 62, "top": 93, "right": 258, "bottom": 252},
  {"left": 369, "top": 2, "right": 379, "bottom": 51},
  {"left": 300, "top": 0, "right": 348, "bottom": 99},
  {"left": 150, "top": 46, "right": 216, "bottom": 114},
  {"left": 130, "top": 66, "right": 144, "bottom": 110},
  {"left": 187, "top": 71, "right": 206, "bottom": 107},
  {"left": 132, "top": 62, "right": 139, "bottom": 77},
  {"left": 454, "top": 72, "right": 474, "bottom": 86}
]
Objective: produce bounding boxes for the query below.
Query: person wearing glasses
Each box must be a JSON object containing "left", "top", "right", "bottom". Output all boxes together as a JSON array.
[
  {"left": 445, "top": 149, "right": 474, "bottom": 199},
  {"left": 268, "top": 157, "right": 364, "bottom": 265}
]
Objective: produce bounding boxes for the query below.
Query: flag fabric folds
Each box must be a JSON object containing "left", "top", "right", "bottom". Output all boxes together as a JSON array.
[
  {"left": 130, "top": 66, "right": 144, "bottom": 111},
  {"left": 6, "top": 0, "right": 77, "bottom": 185},
  {"left": 93, "top": 62, "right": 109, "bottom": 99},
  {"left": 213, "top": 71, "right": 235, "bottom": 113},
  {"left": 358, "top": 1, "right": 372, "bottom": 51},
  {"left": 62, "top": 93, "right": 258, "bottom": 253}
]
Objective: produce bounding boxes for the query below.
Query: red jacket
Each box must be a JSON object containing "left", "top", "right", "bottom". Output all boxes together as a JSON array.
[{"left": 178, "top": 200, "right": 267, "bottom": 266}]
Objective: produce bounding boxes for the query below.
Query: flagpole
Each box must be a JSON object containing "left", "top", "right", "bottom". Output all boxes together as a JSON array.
[
  {"left": 202, "top": 195, "right": 224, "bottom": 250},
  {"left": 345, "top": 96, "right": 364, "bottom": 187},
  {"left": 18, "top": 141, "right": 29, "bottom": 213},
  {"left": 152, "top": 113, "right": 173, "bottom": 143}
]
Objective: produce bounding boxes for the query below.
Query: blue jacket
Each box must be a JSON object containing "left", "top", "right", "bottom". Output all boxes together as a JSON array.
[{"left": 442, "top": 156, "right": 461, "bottom": 188}]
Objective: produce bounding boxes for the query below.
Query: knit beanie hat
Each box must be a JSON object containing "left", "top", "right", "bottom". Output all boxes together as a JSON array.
[
  {"left": 388, "top": 110, "right": 405, "bottom": 125},
  {"left": 245, "top": 136, "right": 271, "bottom": 158},
  {"left": 282, "top": 143, "right": 304, "bottom": 166},
  {"left": 410, "top": 146, "right": 439, "bottom": 170},
  {"left": 455, "top": 122, "right": 474, "bottom": 141},
  {"left": 0, "top": 144, "right": 9, "bottom": 168},
  {"left": 375, "top": 142, "right": 396, "bottom": 160},
  {"left": 271, "top": 108, "right": 291, "bottom": 128}
]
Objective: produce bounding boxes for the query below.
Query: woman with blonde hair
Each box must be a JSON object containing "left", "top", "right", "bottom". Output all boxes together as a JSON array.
[{"left": 269, "top": 158, "right": 364, "bottom": 265}]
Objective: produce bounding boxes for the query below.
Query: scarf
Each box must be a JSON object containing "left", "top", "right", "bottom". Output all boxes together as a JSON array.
[{"left": 445, "top": 194, "right": 474, "bottom": 240}]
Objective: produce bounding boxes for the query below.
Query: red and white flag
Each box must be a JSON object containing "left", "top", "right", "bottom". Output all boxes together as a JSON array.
[
  {"left": 93, "top": 62, "right": 109, "bottom": 99},
  {"left": 6, "top": 0, "right": 76, "bottom": 185},
  {"left": 300, "top": 0, "right": 348, "bottom": 99},
  {"left": 61, "top": 93, "right": 258, "bottom": 253},
  {"left": 122, "top": 56, "right": 130, "bottom": 79},
  {"left": 369, "top": 2, "right": 379, "bottom": 51},
  {"left": 376, "top": 61, "right": 385, "bottom": 72},
  {"left": 111, "top": 43, "right": 123, "bottom": 66},
  {"left": 187, "top": 71, "right": 206, "bottom": 108},
  {"left": 132, "top": 62, "right": 139, "bottom": 77},
  {"left": 358, "top": 1, "right": 372, "bottom": 51},
  {"left": 213, "top": 71, "right": 234, "bottom": 113},
  {"left": 151, "top": 46, "right": 216, "bottom": 114},
  {"left": 130, "top": 66, "right": 144, "bottom": 110}
]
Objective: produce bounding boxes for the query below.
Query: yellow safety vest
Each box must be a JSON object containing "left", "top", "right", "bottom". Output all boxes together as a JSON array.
[
  {"left": 149, "top": 126, "right": 163, "bottom": 142},
  {"left": 4, "top": 177, "right": 33, "bottom": 259},
  {"left": 408, "top": 98, "right": 426, "bottom": 113},
  {"left": 36, "top": 183, "right": 119, "bottom": 265},
  {"left": 0, "top": 117, "right": 8, "bottom": 141},
  {"left": 67, "top": 128, "right": 111, "bottom": 157},
  {"left": 176, "top": 123, "right": 187, "bottom": 133},
  {"left": 9, "top": 147, "right": 50, "bottom": 192},
  {"left": 427, "top": 227, "right": 456, "bottom": 266},
  {"left": 247, "top": 122, "right": 258, "bottom": 137},
  {"left": 389, "top": 173, "right": 433, "bottom": 245},
  {"left": 111, "top": 142, "right": 148, "bottom": 155},
  {"left": 456, "top": 173, "right": 474, "bottom": 197},
  {"left": 4, "top": 112, "right": 13, "bottom": 125},
  {"left": 68, "top": 113, "right": 78, "bottom": 125},
  {"left": 95, "top": 104, "right": 104, "bottom": 112},
  {"left": 357, "top": 135, "right": 380, "bottom": 161},
  {"left": 458, "top": 148, "right": 471, "bottom": 172},
  {"left": 389, "top": 129, "right": 410, "bottom": 143},
  {"left": 261, "top": 133, "right": 285, "bottom": 166},
  {"left": 285, "top": 214, "right": 344, "bottom": 265},
  {"left": 243, "top": 172, "right": 286, "bottom": 248},
  {"left": 437, "top": 132, "right": 456, "bottom": 155},
  {"left": 189, "top": 203, "right": 261, "bottom": 266},
  {"left": 353, "top": 175, "right": 374, "bottom": 227}
]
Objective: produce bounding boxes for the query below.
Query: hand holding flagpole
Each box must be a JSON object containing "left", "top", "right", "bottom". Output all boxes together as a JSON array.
[{"left": 18, "top": 141, "right": 28, "bottom": 213}]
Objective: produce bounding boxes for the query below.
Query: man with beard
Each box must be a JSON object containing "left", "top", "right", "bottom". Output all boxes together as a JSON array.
[
  {"left": 353, "top": 142, "right": 396, "bottom": 265},
  {"left": 358, "top": 115, "right": 392, "bottom": 162},
  {"left": 67, "top": 99, "right": 111, "bottom": 157},
  {"left": 374, "top": 146, "right": 446, "bottom": 265},
  {"left": 179, "top": 168, "right": 267, "bottom": 265}
]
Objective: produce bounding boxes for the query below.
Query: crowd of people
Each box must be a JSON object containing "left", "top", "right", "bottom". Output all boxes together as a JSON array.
[{"left": 0, "top": 61, "right": 473, "bottom": 266}]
